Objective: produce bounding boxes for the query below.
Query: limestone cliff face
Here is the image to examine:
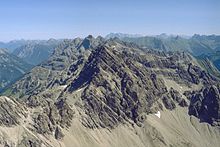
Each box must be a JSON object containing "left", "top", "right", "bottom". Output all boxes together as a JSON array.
[{"left": 1, "top": 36, "right": 220, "bottom": 147}]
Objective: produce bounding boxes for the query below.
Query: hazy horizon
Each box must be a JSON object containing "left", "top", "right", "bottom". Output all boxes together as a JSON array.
[
  {"left": 1, "top": 33, "right": 220, "bottom": 43},
  {"left": 0, "top": 0, "right": 219, "bottom": 41}
]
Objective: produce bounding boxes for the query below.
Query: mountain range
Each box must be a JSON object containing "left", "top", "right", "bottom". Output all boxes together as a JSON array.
[
  {"left": 0, "top": 40, "right": 29, "bottom": 52},
  {"left": 107, "top": 33, "right": 220, "bottom": 55},
  {"left": 0, "top": 39, "right": 62, "bottom": 92},
  {"left": 0, "top": 48, "right": 32, "bottom": 93},
  {"left": 106, "top": 33, "right": 220, "bottom": 76},
  {"left": 105, "top": 33, "right": 143, "bottom": 39},
  {"left": 0, "top": 36, "right": 219, "bottom": 147},
  {"left": 12, "top": 39, "right": 62, "bottom": 65}
]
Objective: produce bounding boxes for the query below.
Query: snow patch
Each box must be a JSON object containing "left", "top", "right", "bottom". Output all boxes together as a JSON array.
[
  {"left": 154, "top": 111, "right": 161, "bottom": 118},
  {"left": 75, "top": 88, "right": 83, "bottom": 93},
  {"left": 60, "top": 85, "right": 68, "bottom": 89}
]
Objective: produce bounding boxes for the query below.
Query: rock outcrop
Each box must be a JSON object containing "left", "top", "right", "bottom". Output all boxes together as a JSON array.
[
  {"left": 185, "top": 85, "right": 220, "bottom": 126},
  {"left": 0, "top": 96, "right": 26, "bottom": 126}
]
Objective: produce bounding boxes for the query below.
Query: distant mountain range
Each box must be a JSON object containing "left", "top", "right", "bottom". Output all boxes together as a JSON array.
[
  {"left": 0, "top": 40, "right": 29, "bottom": 52},
  {"left": 0, "top": 39, "right": 62, "bottom": 93},
  {"left": 106, "top": 33, "right": 220, "bottom": 56},
  {"left": 13, "top": 39, "right": 62, "bottom": 65},
  {"left": 0, "top": 48, "right": 32, "bottom": 92},
  {"left": 105, "top": 33, "right": 143, "bottom": 39},
  {"left": 0, "top": 39, "right": 62, "bottom": 65}
]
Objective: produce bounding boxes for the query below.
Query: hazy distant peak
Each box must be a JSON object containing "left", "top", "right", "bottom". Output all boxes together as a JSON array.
[
  {"left": 105, "top": 33, "right": 143, "bottom": 39},
  {"left": 86, "top": 35, "right": 95, "bottom": 39},
  {"left": 96, "top": 35, "right": 105, "bottom": 41},
  {"left": 47, "top": 38, "right": 57, "bottom": 43},
  {"left": 156, "top": 33, "right": 169, "bottom": 39}
]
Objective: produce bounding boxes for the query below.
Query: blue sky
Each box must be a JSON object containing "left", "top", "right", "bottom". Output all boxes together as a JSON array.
[{"left": 0, "top": 0, "right": 219, "bottom": 41}]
